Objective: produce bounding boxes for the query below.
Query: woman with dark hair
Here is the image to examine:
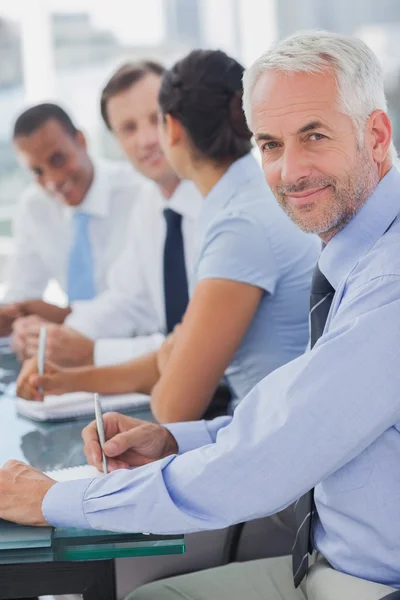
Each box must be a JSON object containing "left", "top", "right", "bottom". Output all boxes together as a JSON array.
[{"left": 17, "top": 50, "right": 319, "bottom": 424}]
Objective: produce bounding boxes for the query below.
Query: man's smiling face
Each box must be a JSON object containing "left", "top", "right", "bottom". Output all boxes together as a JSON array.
[{"left": 251, "top": 69, "right": 379, "bottom": 241}]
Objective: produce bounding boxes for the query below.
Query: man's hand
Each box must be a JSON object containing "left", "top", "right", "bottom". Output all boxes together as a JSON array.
[
  {"left": 12, "top": 320, "right": 94, "bottom": 367},
  {"left": 16, "top": 356, "right": 78, "bottom": 400},
  {"left": 11, "top": 315, "right": 47, "bottom": 361},
  {"left": 0, "top": 304, "right": 24, "bottom": 337},
  {"left": 0, "top": 460, "right": 55, "bottom": 526},
  {"left": 0, "top": 300, "right": 70, "bottom": 341},
  {"left": 82, "top": 413, "right": 179, "bottom": 472},
  {"left": 16, "top": 300, "right": 71, "bottom": 324},
  {"left": 44, "top": 325, "right": 94, "bottom": 367}
]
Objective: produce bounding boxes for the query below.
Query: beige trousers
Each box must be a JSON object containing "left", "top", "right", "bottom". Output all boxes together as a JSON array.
[{"left": 126, "top": 555, "right": 397, "bottom": 600}]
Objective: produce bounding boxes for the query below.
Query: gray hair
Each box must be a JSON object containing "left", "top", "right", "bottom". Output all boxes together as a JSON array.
[{"left": 243, "top": 31, "right": 395, "bottom": 156}]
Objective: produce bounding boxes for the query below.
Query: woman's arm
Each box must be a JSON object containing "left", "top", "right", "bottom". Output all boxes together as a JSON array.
[
  {"left": 151, "top": 278, "right": 263, "bottom": 422},
  {"left": 65, "top": 352, "right": 160, "bottom": 395},
  {"left": 17, "top": 352, "right": 160, "bottom": 400}
]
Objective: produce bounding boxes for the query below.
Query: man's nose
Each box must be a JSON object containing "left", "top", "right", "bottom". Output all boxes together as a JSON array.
[
  {"left": 280, "top": 145, "right": 313, "bottom": 186},
  {"left": 43, "top": 170, "right": 66, "bottom": 193},
  {"left": 137, "top": 125, "right": 158, "bottom": 148}
]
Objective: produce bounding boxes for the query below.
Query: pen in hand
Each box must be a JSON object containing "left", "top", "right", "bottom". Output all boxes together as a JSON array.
[
  {"left": 37, "top": 326, "right": 47, "bottom": 397},
  {"left": 94, "top": 393, "right": 108, "bottom": 475}
]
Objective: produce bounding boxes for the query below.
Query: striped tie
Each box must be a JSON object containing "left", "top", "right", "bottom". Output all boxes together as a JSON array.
[{"left": 292, "top": 264, "right": 335, "bottom": 587}]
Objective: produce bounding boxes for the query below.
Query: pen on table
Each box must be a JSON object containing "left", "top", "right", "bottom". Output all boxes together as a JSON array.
[
  {"left": 37, "top": 326, "right": 47, "bottom": 396},
  {"left": 94, "top": 393, "right": 108, "bottom": 475}
]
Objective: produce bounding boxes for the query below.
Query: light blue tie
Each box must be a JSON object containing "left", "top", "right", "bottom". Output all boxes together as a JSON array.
[{"left": 67, "top": 211, "right": 96, "bottom": 303}]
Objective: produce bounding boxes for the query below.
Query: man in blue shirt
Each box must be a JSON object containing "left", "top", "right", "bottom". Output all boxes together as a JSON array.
[{"left": 1, "top": 30, "right": 400, "bottom": 600}]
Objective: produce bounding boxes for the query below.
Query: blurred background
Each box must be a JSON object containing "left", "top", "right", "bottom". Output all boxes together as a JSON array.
[{"left": 1, "top": 0, "right": 400, "bottom": 273}]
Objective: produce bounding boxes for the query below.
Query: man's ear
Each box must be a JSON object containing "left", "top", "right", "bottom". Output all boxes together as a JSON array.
[
  {"left": 367, "top": 109, "right": 392, "bottom": 165},
  {"left": 75, "top": 130, "right": 87, "bottom": 150}
]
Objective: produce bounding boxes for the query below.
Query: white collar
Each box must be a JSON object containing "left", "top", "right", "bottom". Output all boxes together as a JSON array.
[
  {"left": 64, "top": 162, "right": 110, "bottom": 220},
  {"left": 159, "top": 180, "right": 202, "bottom": 220}
]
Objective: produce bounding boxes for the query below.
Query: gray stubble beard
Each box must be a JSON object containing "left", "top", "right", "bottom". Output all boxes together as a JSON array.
[{"left": 274, "top": 147, "right": 379, "bottom": 237}]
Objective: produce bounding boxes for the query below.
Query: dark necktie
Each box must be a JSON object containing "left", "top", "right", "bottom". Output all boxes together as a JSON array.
[
  {"left": 163, "top": 208, "right": 189, "bottom": 334},
  {"left": 292, "top": 264, "right": 335, "bottom": 588}
]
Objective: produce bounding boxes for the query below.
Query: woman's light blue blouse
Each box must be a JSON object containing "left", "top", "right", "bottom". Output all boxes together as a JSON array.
[{"left": 192, "top": 153, "right": 320, "bottom": 403}]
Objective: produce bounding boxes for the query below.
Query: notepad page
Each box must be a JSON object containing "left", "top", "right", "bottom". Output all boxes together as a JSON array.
[
  {"left": 16, "top": 392, "right": 150, "bottom": 421},
  {"left": 46, "top": 464, "right": 103, "bottom": 482}
]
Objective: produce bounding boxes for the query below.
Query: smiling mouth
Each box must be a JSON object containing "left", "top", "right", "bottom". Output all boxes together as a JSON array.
[
  {"left": 57, "top": 180, "right": 75, "bottom": 197},
  {"left": 142, "top": 150, "right": 163, "bottom": 163},
  {"left": 286, "top": 185, "right": 332, "bottom": 207},
  {"left": 288, "top": 185, "right": 331, "bottom": 200}
]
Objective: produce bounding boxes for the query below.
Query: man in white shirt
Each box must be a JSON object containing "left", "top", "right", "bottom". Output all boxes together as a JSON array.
[
  {"left": 14, "top": 63, "right": 202, "bottom": 367},
  {"left": 2, "top": 103, "right": 140, "bottom": 343}
]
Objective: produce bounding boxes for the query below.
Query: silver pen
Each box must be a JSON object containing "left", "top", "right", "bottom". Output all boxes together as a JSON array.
[
  {"left": 37, "top": 326, "right": 47, "bottom": 396},
  {"left": 94, "top": 393, "right": 108, "bottom": 475}
]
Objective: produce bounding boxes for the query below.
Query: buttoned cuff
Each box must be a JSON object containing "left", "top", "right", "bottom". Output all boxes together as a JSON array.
[{"left": 42, "top": 479, "right": 96, "bottom": 529}]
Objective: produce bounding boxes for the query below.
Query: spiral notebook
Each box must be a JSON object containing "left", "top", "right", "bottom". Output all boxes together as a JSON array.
[{"left": 16, "top": 391, "right": 150, "bottom": 422}]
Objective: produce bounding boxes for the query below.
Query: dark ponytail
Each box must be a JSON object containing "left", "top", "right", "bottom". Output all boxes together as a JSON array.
[{"left": 159, "top": 50, "right": 252, "bottom": 163}]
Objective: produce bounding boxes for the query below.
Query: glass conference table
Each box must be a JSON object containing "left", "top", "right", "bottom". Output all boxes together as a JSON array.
[{"left": 0, "top": 348, "right": 184, "bottom": 599}]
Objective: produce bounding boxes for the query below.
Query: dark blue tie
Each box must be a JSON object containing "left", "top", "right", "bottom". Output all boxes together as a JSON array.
[
  {"left": 292, "top": 264, "right": 335, "bottom": 588},
  {"left": 163, "top": 208, "right": 189, "bottom": 334}
]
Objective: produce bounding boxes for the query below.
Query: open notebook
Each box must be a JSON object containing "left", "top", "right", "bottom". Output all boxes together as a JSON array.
[
  {"left": 16, "top": 392, "right": 150, "bottom": 422},
  {"left": 47, "top": 464, "right": 103, "bottom": 481}
]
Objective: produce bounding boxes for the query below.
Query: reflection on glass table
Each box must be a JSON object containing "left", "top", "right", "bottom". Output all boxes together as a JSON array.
[
  {"left": 0, "top": 352, "right": 184, "bottom": 568},
  {"left": 0, "top": 343, "right": 20, "bottom": 394}
]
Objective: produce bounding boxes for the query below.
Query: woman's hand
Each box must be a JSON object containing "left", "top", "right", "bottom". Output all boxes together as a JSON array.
[{"left": 16, "top": 357, "right": 75, "bottom": 400}]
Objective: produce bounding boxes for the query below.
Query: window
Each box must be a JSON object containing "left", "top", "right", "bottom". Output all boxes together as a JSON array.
[{"left": 0, "top": 0, "right": 399, "bottom": 288}]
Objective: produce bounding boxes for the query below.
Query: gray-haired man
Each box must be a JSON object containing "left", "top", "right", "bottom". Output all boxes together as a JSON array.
[{"left": 0, "top": 31, "right": 400, "bottom": 600}]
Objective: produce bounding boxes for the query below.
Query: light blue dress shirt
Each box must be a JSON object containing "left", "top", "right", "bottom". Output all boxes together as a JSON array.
[
  {"left": 191, "top": 153, "right": 319, "bottom": 402},
  {"left": 43, "top": 167, "right": 400, "bottom": 588}
]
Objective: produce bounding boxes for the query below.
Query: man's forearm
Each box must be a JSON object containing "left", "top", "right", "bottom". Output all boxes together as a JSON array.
[
  {"left": 19, "top": 300, "right": 71, "bottom": 324},
  {"left": 0, "top": 311, "right": 18, "bottom": 336}
]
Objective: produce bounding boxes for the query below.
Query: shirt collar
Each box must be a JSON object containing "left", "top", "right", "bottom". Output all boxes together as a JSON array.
[
  {"left": 160, "top": 180, "right": 202, "bottom": 220},
  {"left": 320, "top": 166, "right": 400, "bottom": 290},
  {"left": 203, "top": 153, "right": 259, "bottom": 211},
  {"left": 64, "top": 163, "right": 110, "bottom": 219}
]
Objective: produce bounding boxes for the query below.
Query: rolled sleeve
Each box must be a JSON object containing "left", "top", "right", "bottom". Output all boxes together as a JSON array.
[{"left": 165, "top": 416, "right": 232, "bottom": 454}]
